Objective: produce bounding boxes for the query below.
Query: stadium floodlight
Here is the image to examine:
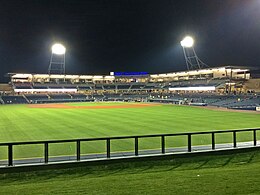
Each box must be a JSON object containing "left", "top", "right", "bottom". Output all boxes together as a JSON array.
[
  {"left": 180, "top": 36, "right": 194, "bottom": 48},
  {"left": 51, "top": 43, "right": 66, "bottom": 55},
  {"left": 180, "top": 35, "right": 207, "bottom": 70},
  {"left": 48, "top": 43, "right": 66, "bottom": 74}
]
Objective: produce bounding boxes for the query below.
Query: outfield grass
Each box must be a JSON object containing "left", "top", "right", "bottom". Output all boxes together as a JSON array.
[
  {"left": 0, "top": 150, "right": 260, "bottom": 194},
  {"left": 0, "top": 102, "right": 259, "bottom": 159}
]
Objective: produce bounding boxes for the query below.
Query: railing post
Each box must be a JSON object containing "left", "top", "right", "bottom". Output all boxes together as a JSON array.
[
  {"left": 8, "top": 144, "right": 13, "bottom": 166},
  {"left": 212, "top": 132, "right": 215, "bottom": 150},
  {"left": 135, "top": 137, "right": 138, "bottom": 156},
  {"left": 233, "top": 131, "right": 237, "bottom": 148},
  {"left": 106, "top": 138, "right": 110, "bottom": 158},
  {"left": 188, "top": 134, "right": 192, "bottom": 152},
  {"left": 161, "top": 135, "right": 165, "bottom": 154},
  {"left": 76, "top": 140, "right": 80, "bottom": 161},
  {"left": 44, "top": 142, "right": 49, "bottom": 164},
  {"left": 253, "top": 130, "right": 257, "bottom": 146}
]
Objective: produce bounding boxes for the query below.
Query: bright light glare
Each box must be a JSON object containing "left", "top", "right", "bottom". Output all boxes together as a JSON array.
[
  {"left": 169, "top": 86, "right": 216, "bottom": 91},
  {"left": 52, "top": 43, "right": 66, "bottom": 55},
  {"left": 14, "top": 88, "right": 77, "bottom": 93},
  {"left": 180, "top": 36, "right": 194, "bottom": 47}
]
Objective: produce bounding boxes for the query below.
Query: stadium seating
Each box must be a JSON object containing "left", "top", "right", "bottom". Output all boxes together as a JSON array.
[
  {"left": 1, "top": 74, "right": 259, "bottom": 111},
  {"left": 77, "top": 86, "right": 92, "bottom": 90},
  {"left": 63, "top": 85, "right": 77, "bottom": 89},
  {"left": 117, "top": 85, "right": 130, "bottom": 90},
  {"left": 93, "top": 94, "right": 105, "bottom": 100},
  {"left": 25, "top": 94, "right": 50, "bottom": 103},
  {"left": 130, "top": 84, "right": 145, "bottom": 90},
  {"left": 48, "top": 94, "right": 72, "bottom": 100},
  {"left": 226, "top": 96, "right": 260, "bottom": 108},
  {"left": 1, "top": 95, "right": 28, "bottom": 104},
  {"left": 13, "top": 82, "right": 32, "bottom": 89},
  {"left": 70, "top": 94, "right": 88, "bottom": 99},
  {"left": 104, "top": 93, "right": 123, "bottom": 101},
  {"left": 103, "top": 85, "right": 116, "bottom": 90},
  {"left": 1, "top": 92, "right": 259, "bottom": 109},
  {"left": 11, "top": 78, "right": 227, "bottom": 92},
  {"left": 33, "top": 86, "right": 48, "bottom": 89},
  {"left": 94, "top": 85, "right": 103, "bottom": 90}
]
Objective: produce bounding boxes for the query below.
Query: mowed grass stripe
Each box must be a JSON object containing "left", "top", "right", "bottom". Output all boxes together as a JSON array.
[
  {"left": 0, "top": 103, "right": 259, "bottom": 141},
  {"left": 1, "top": 103, "right": 259, "bottom": 142}
]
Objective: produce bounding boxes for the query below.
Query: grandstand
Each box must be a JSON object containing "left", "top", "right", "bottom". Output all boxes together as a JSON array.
[{"left": 1, "top": 66, "right": 260, "bottom": 110}]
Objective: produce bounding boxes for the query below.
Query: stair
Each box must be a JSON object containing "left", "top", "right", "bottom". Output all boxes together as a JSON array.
[
  {"left": 0, "top": 96, "right": 4, "bottom": 104},
  {"left": 22, "top": 94, "right": 30, "bottom": 103}
]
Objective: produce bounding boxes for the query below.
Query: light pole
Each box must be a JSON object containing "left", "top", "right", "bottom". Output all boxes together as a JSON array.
[
  {"left": 48, "top": 43, "right": 66, "bottom": 75},
  {"left": 180, "top": 36, "right": 207, "bottom": 71}
]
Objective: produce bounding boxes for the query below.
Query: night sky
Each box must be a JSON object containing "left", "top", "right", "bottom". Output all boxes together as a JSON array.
[{"left": 0, "top": 0, "right": 260, "bottom": 82}]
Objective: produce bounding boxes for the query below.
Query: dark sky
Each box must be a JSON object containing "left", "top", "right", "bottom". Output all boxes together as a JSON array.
[{"left": 0, "top": 0, "right": 260, "bottom": 81}]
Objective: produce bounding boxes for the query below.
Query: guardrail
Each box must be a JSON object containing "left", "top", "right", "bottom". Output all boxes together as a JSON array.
[{"left": 0, "top": 128, "right": 259, "bottom": 167}]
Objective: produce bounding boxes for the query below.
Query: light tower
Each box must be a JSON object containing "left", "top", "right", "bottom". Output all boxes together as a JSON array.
[
  {"left": 48, "top": 43, "right": 66, "bottom": 74},
  {"left": 180, "top": 36, "right": 207, "bottom": 70}
]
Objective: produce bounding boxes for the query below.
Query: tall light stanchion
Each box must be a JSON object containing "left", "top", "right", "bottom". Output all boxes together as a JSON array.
[
  {"left": 180, "top": 36, "right": 207, "bottom": 71},
  {"left": 48, "top": 43, "right": 66, "bottom": 75}
]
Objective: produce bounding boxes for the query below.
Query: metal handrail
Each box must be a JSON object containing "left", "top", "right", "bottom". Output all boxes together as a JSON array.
[{"left": 0, "top": 127, "right": 259, "bottom": 167}]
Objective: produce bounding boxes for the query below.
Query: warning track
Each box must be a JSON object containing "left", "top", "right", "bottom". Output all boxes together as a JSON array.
[{"left": 28, "top": 103, "right": 160, "bottom": 109}]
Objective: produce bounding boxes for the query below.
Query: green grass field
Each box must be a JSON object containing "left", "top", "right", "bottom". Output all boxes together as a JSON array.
[
  {"left": 0, "top": 102, "right": 259, "bottom": 160},
  {"left": 1, "top": 150, "right": 260, "bottom": 194},
  {"left": 1, "top": 102, "right": 260, "bottom": 194}
]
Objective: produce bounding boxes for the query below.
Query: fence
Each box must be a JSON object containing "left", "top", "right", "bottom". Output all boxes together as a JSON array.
[{"left": 0, "top": 128, "right": 259, "bottom": 167}]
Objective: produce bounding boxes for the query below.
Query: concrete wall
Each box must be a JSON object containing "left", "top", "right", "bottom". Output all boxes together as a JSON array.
[{"left": 244, "top": 79, "right": 260, "bottom": 92}]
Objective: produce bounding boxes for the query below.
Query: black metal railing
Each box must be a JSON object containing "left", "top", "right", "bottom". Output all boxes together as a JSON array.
[{"left": 0, "top": 128, "right": 259, "bottom": 167}]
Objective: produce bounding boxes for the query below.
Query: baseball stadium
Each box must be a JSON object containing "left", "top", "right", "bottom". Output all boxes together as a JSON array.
[{"left": 0, "top": 36, "right": 260, "bottom": 194}]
